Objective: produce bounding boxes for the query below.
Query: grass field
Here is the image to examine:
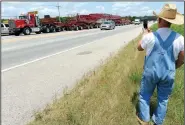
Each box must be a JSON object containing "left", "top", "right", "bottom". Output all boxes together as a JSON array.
[{"left": 28, "top": 24, "right": 184, "bottom": 125}]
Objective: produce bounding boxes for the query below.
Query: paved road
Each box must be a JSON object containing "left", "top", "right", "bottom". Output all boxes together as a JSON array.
[
  {"left": 2, "top": 25, "right": 141, "bottom": 70},
  {"left": 2, "top": 24, "right": 149, "bottom": 125}
]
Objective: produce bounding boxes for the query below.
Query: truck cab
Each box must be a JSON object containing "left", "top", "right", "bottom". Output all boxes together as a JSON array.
[
  {"left": 134, "top": 19, "right": 141, "bottom": 25},
  {"left": 8, "top": 12, "right": 41, "bottom": 36}
]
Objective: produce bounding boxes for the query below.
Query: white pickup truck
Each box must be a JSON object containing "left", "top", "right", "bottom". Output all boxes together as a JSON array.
[
  {"left": 134, "top": 19, "right": 141, "bottom": 25},
  {"left": 1, "top": 23, "right": 10, "bottom": 35}
]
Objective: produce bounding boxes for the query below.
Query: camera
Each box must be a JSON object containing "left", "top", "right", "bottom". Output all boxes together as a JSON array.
[{"left": 143, "top": 19, "right": 148, "bottom": 29}]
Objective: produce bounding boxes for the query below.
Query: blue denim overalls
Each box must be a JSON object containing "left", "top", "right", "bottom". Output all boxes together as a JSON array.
[{"left": 139, "top": 31, "right": 176, "bottom": 125}]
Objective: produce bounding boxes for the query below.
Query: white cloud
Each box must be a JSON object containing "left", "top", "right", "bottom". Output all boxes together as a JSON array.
[
  {"left": 96, "top": 5, "right": 105, "bottom": 11},
  {"left": 124, "top": 7, "right": 131, "bottom": 11},
  {"left": 146, "top": 10, "right": 153, "bottom": 15},
  {"left": 155, "top": 9, "right": 160, "bottom": 13},
  {"left": 135, "top": 2, "right": 143, "bottom": 5},
  {"left": 141, "top": 6, "right": 150, "bottom": 11},
  {"left": 2, "top": 2, "right": 20, "bottom": 4},
  {"left": 112, "top": 2, "right": 142, "bottom": 8},
  {"left": 79, "top": 9, "right": 90, "bottom": 14},
  {"left": 2, "top": 2, "right": 71, "bottom": 18},
  {"left": 112, "top": 2, "right": 132, "bottom": 8},
  {"left": 74, "top": 3, "right": 87, "bottom": 8},
  {"left": 2, "top": 5, "right": 26, "bottom": 18},
  {"left": 112, "top": 7, "right": 119, "bottom": 11},
  {"left": 111, "top": 2, "right": 144, "bottom": 16}
]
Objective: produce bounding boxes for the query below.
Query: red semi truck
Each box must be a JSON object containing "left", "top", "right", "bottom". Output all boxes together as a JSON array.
[
  {"left": 8, "top": 12, "right": 101, "bottom": 36},
  {"left": 8, "top": 11, "right": 131, "bottom": 36},
  {"left": 8, "top": 11, "right": 42, "bottom": 36}
]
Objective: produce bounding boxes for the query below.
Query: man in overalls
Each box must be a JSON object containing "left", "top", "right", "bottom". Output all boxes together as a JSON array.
[{"left": 136, "top": 4, "right": 184, "bottom": 125}]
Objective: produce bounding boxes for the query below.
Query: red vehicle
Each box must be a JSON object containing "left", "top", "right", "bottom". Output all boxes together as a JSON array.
[
  {"left": 8, "top": 11, "right": 41, "bottom": 36},
  {"left": 63, "top": 14, "right": 102, "bottom": 31},
  {"left": 8, "top": 11, "right": 129, "bottom": 36},
  {"left": 40, "top": 16, "right": 66, "bottom": 33}
]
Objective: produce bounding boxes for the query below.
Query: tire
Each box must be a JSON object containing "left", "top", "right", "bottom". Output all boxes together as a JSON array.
[
  {"left": 49, "top": 26, "right": 55, "bottom": 32},
  {"left": 53, "top": 28, "right": 56, "bottom": 32},
  {"left": 62, "top": 27, "right": 65, "bottom": 31},
  {"left": 15, "top": 32, "right": 20, "bottom": 36},
  {"left": 45, "top": 27, "right": 50, "bottom": 33},
  {"left": 68, "top": 27, "right": 72, "bottom": 31},
  {"left": 23, "top": 28, "right": 31, "bottom": 35},
  {"left": 76, "top": 27, "right": 79, "bottom": 31},
  {"left": 35, "top": 31, "right": 41, "bottom": 34},
  {"left": 80, "top": 26, "right": 83, "bottom": 30},
  {"left": 56, "top": 28, "right": 61, "bottom": 32}
]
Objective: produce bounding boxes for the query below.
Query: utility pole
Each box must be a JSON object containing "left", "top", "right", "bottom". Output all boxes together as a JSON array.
[{"left": 56, "top": 2, "right": 61, "bottom": 22}]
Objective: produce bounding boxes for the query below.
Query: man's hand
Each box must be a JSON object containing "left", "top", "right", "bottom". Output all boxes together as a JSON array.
[{"left": 143, "top": 28, "right": 152, "bottom": 34}]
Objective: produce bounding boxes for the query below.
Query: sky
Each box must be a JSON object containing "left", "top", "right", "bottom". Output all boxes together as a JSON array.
[{"left": 2, "top": 2, "right": 184, "bottom": 19}]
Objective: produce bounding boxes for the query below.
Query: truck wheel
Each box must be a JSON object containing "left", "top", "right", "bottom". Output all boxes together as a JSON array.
[
  {"left": 23, "top": 28, "right": 31, "bottom": 35},
  {"left": 45, "top": 27, "right": 50, "bottom": 33},
  {"left": 56, "top": 28, "right": 60, "bottom": 32},
  {"left": 76, "top": 27, "right": 79, "bottom": 31},
  {"left": 15, "top": 32, "right": 20, "bottom": 36},
  {"left": 49, "top": 26, "right": 54, "bottom": 32},
  {"left": 35, "top": 31, "right": 41, "bottom": 34},
  {"left": 79, "top": 26, "right": 83, "bottom": 30},
  {"left": 53, "top": 28, "right": 56, "bottom": 32}
]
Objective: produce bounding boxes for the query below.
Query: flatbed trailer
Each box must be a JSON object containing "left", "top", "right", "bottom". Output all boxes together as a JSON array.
[{"left": 40, "top": 16, "right": 66, "bottom": 33}]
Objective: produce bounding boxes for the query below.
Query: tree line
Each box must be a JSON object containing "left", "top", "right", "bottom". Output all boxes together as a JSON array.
[{"left": 122, "top": 16, "right": 157, "bottom": 21}]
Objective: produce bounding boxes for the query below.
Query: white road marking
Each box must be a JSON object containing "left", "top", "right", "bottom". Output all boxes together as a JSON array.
[{"left": 1, "top": 40, "right": 98, "bottom": 73}]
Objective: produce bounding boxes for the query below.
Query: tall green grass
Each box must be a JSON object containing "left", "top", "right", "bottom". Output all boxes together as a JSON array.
[{"left": 28, "top": 24, "right": 184, "bottom": 125}]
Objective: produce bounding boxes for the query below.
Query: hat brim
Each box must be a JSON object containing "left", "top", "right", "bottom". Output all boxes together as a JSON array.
[{"left": 153, "top": 11, "right": 184, "bottom": 25}]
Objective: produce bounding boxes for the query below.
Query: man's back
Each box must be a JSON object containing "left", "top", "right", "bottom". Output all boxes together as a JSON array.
[{"left": 141, "top": 28, "right": 184, "bottom": 61}]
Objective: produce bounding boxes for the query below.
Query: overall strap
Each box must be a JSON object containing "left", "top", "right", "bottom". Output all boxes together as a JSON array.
[{"left": 153, "top": 31, "right": 176, "bottom": 49}]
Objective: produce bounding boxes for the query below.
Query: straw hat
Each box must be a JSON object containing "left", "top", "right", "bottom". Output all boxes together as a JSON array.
[{"left": 153, "top": 3, "right": 184, "bottom": 25}]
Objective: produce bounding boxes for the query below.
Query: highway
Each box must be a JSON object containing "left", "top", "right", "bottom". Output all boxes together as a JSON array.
[
  {"left": 2, "top": 24, "right": 148, "bottom": 125},
  {"left": 2, "top": 25, "right": 141, "bottom": 70}
]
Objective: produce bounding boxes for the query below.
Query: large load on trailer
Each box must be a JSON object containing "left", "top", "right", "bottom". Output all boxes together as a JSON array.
[
  {"left": 63, "top": 14, "right": 93, "bottom": 31},
  {"left": 40, "top": 15, "right": 65, "bottom": 33},
  {"left": 8, "top": 11, "right": 131, "bottom": 36}
]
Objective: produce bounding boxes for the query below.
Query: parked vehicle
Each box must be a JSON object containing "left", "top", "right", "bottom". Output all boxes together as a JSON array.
[
  {"left": 134, "top": 19, "right": 141, "bottom": 25},
  {"left": 1, "top": 23, "right": 10, "bottom": 35},
  {"left": 100, "top": 20, "right": 115, "bottom": 30}
]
